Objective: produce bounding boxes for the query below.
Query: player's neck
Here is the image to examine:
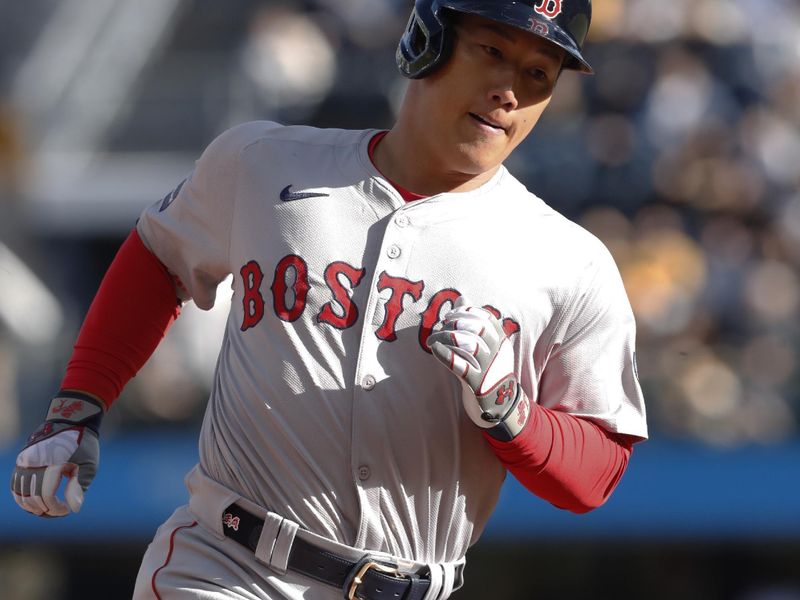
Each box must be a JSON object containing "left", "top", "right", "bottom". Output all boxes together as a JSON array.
[{"left": 375, "top": 125, "right": 499, "bottom": 196}]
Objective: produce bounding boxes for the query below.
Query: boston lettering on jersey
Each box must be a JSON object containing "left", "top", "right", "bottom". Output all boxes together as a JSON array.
[{"left": 239, "top": 255, "right": 520, "bottom": 352}]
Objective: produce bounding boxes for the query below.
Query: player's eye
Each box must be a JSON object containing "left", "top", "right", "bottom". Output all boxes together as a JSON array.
[
  {"left": 482, "top": 45, "right": 503, "bottom": 59},
  {"left": 528, "top": 68, "right": 550, "bottom": 83}
]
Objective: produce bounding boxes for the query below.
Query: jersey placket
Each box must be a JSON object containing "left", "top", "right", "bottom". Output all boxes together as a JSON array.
[{"left": 350, "top": 202, "right": 421, "bottom": 549}]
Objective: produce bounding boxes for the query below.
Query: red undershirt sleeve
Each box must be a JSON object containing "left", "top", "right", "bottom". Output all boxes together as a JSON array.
[
  {"left": 60, "top": 229, "right": 182, "bottom": 408},
  {"left": 484, "top": 402, "right": 635, "bottom": 513}
]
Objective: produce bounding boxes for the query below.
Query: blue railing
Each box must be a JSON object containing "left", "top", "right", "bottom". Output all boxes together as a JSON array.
[{"left": 2, "top": 433, "right": 798, "bottom": 541}]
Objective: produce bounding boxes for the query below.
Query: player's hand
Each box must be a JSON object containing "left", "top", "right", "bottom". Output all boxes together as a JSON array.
[
  {"left": 10, "top": 392, "right": 105, "bottom": 517},
  {"left": 427, "top": 298, "right": 530, "bottom": 441}
]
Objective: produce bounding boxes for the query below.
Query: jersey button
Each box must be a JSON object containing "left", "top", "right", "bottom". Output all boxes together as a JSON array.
[
  {"left": 387, "top": 244, "right": 401, "bottom": 259},
  {"left": 362, "top": 375, "right": 376, "bottom": 390},
  {"left": 358, "top": 466, "right": 371, "bottom": 481},
  {"left": 395, "top": 215, "right": 410, "bottom": 228}
]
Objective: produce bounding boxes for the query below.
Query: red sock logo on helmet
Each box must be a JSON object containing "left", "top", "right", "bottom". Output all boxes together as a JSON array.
[{"left": 534, "top": 0, "right": 562, "bottom": 19}]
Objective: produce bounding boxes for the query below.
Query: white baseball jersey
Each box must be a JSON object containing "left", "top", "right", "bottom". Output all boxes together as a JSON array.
[{"left": 136, "top": 121, "right": 647, "bottom": 565}]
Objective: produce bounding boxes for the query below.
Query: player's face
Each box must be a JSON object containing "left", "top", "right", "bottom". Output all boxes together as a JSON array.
[{"left": 416, "top": 14, "right": 565, "bottom": 177}]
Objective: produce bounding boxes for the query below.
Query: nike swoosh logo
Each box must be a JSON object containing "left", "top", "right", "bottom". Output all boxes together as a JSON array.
[{"left": 280, "top": 185, "right": 330, "bottom": 202}]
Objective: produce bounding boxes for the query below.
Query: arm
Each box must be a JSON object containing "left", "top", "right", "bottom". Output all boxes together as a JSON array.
[
  {"left": 62, "top": 228, "right": 182, "bottom": 405},
  {"left": 11, "top": 229, "right": 181, "bottom": 517},
  {"left": 13, "top": 123, "right": 254, "bottom": 517},
  {"left": 483, "top": 406, "right": 634, "bottom": 513},
  {"left": 427, "top": 299, "right": 642, "bottom": 513}
]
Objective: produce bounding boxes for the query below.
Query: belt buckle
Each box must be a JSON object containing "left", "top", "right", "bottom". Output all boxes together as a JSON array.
[{"left": 347, "top": 560, "right": 406, "bottom": 600}]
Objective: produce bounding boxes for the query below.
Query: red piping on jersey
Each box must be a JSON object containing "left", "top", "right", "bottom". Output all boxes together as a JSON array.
[
  {"left": 484, "top": 403, "right": 636, "bottom": 513},
  {"left": 60, "top": 229, "right": 181, "bottom": 407},
  {"left": 368, "top": 131, "right": 427, "bottom": 203},
  {"left": 151, "top": 520, "right": 198, "bottom": 599}
]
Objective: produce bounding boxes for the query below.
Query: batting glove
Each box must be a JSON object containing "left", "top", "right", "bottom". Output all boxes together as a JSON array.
[
  {"left": 427, "top": 299, "right": 530, "bottom": 442},
  {"left": 11, "top": 391, "right": 104, "bottom": 517}
]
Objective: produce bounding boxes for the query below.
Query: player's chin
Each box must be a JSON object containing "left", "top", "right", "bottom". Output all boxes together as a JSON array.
[{"left": 455, "top": 142, "right": 512, "bottom": 174}]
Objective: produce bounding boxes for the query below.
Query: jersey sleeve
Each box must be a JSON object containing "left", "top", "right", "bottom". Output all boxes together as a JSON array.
[
  {"left": 538, "top": 240, "right": 648, "bottom": 440},
  {"left": 136, "top": 123, "right": 257, "bottom": 310}
]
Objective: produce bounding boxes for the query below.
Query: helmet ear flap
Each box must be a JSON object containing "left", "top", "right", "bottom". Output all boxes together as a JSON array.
[
  {"left": 407, "top": 14, "right": 428, "bottom": 56},
  {"left": 417, "top": 19, "right": 455, "bottom": 78},
  {"left": 396, "top": 5, "right": 454, "bottom": 79}
]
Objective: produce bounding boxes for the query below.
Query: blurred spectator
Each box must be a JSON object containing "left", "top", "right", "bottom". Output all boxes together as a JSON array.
[{"left": 229, "top": 5, "right": 337, "bottom": 124}]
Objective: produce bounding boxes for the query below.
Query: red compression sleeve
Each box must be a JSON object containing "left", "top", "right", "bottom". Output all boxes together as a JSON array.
[
  {"left": 484, "top": 404, "right": 635, "bottom": 513},
  {"left": 60, "top": 229, "right": 181, "bottom": 407}
]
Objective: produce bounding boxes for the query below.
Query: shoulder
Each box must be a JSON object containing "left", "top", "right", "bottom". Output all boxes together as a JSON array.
[
  {"left": 204, "top": 121, "right": 370, "bottom": 160},
  {"left": 548, "top": 211, "right": 621, "bottom": 287},
  {"left": 552, "top": 210, "right": 614, "bottom": 267},
  {"left": 500, "top": 175, "right": 616, "bottom": 272}
]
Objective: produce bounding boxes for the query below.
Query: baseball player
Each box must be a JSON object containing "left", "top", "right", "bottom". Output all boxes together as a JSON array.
[{"left": 11, "top": 1, "right": 647, "bottom": 598}]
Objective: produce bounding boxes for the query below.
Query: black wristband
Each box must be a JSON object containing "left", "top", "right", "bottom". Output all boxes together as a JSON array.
[
  {"left": 484, "top": 386, "right": 525, "bottom": 442},
  {"left": 45, "top": 390, "right": 106, "bottom": 434}
]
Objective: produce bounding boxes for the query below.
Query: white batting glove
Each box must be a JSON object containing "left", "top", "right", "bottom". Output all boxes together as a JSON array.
[
  {"left": 10, "top": 392, "right": 104, "bottom": 517},
  {"left": 427, "top": 298, "right": 531, "bottom": 441}
]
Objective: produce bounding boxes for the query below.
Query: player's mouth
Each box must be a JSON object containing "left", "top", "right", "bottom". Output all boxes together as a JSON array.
[{"left": 469, "top": 113, "right": 508, "bottom": 134}]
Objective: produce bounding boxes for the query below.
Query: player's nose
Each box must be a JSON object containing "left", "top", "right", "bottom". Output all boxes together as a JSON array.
[
  {"left": 490, "top": 87, "right": 518, "bottom": 111},
  {"left": 486, "top": 74, "right": 519, "bottom": 111}
]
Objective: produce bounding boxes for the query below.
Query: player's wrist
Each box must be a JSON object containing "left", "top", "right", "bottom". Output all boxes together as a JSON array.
[
  {"left": 483, "top": 388, "right": 531, "bottom": 442},
  {"left": 42, "top": 390, "right": 106, "bottom": 435},
  {"left": 13, "top": 390, "right": 105, "bottom": 517},
  {"left": 59, "top": 388, "right": 106, "bottom": 405}
]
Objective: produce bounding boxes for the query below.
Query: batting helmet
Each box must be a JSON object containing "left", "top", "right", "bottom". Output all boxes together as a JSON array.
[{"left": 397, "top": 0, "right": 593, "bottom": 79}]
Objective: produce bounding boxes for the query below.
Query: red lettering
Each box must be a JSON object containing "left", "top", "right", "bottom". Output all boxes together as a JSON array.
[
  {"left": 375, "top": 272, "right": 424, "bottom": 341},
  {"left": 318, "top": 261, "right": 366, "bottom": 329},
  {"left": 240, "top": 253, "right": 523, "bottom": 345},
  {"left": 271, "top": 255, "right": 310, "bottom": 322},
  {"left": 483, "top": 304, "right": 521, "bottom": 338},
  {"left": 502, "top": 318, "right": 521, "bottom": 337},
  {"left": 418, "top": 288, "right": 461, "bottom": 352},
  {"left": 534, "top": 0, "right": 562, "bottom": 19},
  {"left": 483, "top": 305, "right": 501, "bottom": 320},
  {"left": 223, "top": 513, "right": 240, "bottom": 531},
  {"left": 240, "top": 260, "right": 265, "bottom": 331},
  {"left": 517, "top": 396, "right": 530, "bottom": 426},
  {"left": 532, "top": 20, "right": 550, "bottom": 36}
]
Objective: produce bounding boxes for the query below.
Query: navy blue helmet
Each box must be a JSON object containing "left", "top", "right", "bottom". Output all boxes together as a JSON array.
[{"left": 397, "top": 0, "right": 593, "bottom": 78}]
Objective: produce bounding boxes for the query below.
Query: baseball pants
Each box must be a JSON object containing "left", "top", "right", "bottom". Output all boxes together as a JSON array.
[{"left": 132, "top": 466, "right": 464, "bottom": 600}]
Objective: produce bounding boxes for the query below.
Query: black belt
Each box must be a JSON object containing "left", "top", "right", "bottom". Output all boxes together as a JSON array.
[{"left": 222, "top": 503, "right": 437, "bottom": 600}]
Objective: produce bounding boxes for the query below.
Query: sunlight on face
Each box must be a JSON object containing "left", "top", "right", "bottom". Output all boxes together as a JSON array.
[{"left": 412, "top": 13, "right": 567, "bottom": 177}]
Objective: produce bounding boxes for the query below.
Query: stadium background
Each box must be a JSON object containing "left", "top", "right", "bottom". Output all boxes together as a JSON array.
[{"left": 0, "top": 0, "right": 798, "bottom": 598}]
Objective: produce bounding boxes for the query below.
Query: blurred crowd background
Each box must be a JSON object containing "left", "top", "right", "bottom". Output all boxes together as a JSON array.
[
  {"left": 1, "top": 0, "right": 799, "bottom": 598},
  {"left": 2, "top": 0, "right": 800, "bottom": 447}
]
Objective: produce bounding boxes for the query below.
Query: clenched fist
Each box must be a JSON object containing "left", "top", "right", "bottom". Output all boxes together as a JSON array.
[
  {"left": 11, "top": 391, "right": 104, "bottom": 517},
  {"left": 427, "top": 298, "right": 530, "bottom": 441}
]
